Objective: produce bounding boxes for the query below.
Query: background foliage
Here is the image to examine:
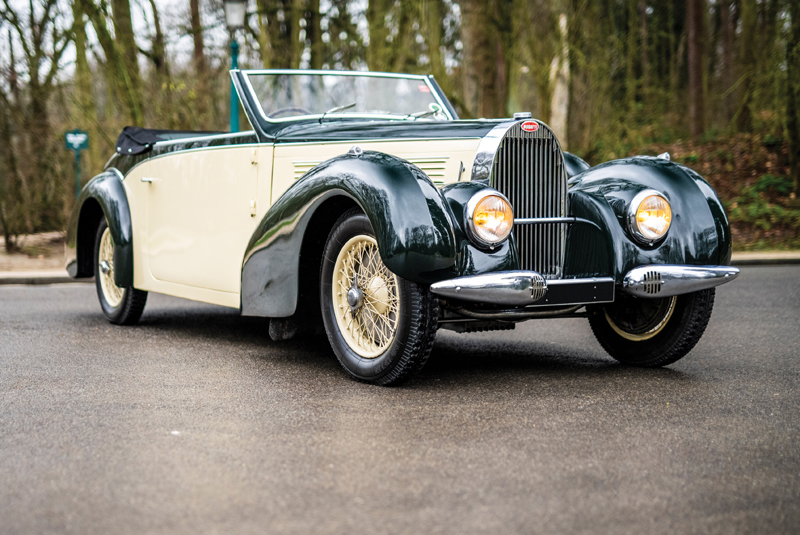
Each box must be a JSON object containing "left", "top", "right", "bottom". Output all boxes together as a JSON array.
[{"left": 1, "top": 0, "right": 798, "bottom": 251}]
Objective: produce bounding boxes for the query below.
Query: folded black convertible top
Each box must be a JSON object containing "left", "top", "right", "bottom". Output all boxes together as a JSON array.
[{"left": 115, "top": 126, "right": 224, "bottom": 155}]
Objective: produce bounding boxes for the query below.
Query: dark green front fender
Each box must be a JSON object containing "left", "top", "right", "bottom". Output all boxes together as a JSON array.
[
  {"left": 566, "top": 156, "right": 732, "bottom": 283},
  {"left": 241, "top": 151, "right": 458, "bottom": 317},
  {"left": 65, "top": 170, "right": 134, "bottom": 287}
]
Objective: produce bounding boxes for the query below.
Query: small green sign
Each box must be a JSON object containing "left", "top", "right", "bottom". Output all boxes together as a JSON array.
[{"left": 65, "top": 129, "right": 89, "bottom": 151}]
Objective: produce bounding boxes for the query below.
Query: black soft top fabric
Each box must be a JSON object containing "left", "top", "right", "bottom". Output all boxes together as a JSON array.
[{"left": 115, "top": 126, "right": 224, "bottom": 155}]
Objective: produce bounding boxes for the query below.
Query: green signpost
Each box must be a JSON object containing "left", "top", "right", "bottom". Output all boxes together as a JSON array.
[{"left": 65, "top": 129, "right": 89, "bottom": 198}]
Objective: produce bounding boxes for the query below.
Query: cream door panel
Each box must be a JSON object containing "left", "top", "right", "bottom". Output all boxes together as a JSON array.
[
  {"left": 271, "top": 139, "right": 481, "bottom": 205},
  {"left": 144, "top": 146, "right": 262, "bottom": 294}
]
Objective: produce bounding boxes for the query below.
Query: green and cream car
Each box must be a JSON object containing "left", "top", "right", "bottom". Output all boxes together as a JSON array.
[{"left": 66, "top": 69, "right": 738, "bottom": 385}]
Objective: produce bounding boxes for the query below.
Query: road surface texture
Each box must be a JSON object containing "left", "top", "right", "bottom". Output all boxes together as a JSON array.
[{"left": 1, "top": 266, "right": 798, "bottom": 534}]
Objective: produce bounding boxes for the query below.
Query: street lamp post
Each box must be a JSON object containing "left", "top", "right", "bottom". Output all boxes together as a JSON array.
[{"left": 223, "top": 0, "right": 247, "bottom": 133}]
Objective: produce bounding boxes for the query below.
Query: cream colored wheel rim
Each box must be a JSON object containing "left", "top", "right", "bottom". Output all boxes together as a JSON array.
[
  {"left": 332, "top": 235, "right": 400, "bottom": 358},
  {"left": 98, "top": 227, "right": 124, "bottom": 308},
  {"left": 606, "top": 296, "right": 677, "bottom": 341}
]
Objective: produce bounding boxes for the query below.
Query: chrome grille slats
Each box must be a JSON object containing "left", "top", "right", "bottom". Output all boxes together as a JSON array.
[{"left": 490, "top": 122, "right": 567, "bottom": 280}]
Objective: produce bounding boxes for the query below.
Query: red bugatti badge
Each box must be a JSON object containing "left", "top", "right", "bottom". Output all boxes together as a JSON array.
[{"left": 520, "top": 121, "right": 539, "bottom": 132}]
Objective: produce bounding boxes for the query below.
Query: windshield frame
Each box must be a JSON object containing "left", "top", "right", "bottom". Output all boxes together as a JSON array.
[{"left": 241, "top": 69, "right": 456, "bottom": 124}]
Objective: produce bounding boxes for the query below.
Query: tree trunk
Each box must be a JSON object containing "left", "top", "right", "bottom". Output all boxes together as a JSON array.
[
  {"left": 81, "top": 0, "right": 143, "bottom": 125},
  {"left": 290, "top": 0, "right": 304, "bottom": 68},
  {"left": 110, "top": 0, "right": 144, "bottom": 124},
  {"left": 720, "top": 1, "right": 734, "bottom": 123},
  {"left": 307, "top": 0, "right": 323, "bottom": 70},
  {"left": 687, "top": 0, "right": 704, "bottom": 139},
  {"left": 72, "top": 0, "right": 99, "bottom": 175},
  {"left": 737, "top": 0, "right": 757, "bottom": 132},
  {"left": 550, "top": 12, "right": 569, "bottom": 148},
  {"left": 145, "top": 0, "right": 173, "bottom": 127},
  {"left": 255, "top": 0, "right": 272, "bottom": 68},
  {"left": 190, "top": 0, "right": 208, "bottom": 128},
  {"left": 626, "top": 0, "right": 638, "bottom": 123},
  {"left": 788, "top": 1, "right": 800, "bottom": 198},
  {"left": 460, "top": 0, "right": 507, "bottom": 118},
  {"left": 366, "top": 0, "right": 392, "bottom": 71},
  {"left": 639, "top": 0, "right": 649, "bottom": 104},
  {"left": 420, "top": 0, "right": 451, "bottom": 95}
]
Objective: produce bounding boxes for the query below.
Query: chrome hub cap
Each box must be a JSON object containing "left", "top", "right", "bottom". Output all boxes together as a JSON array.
[
  {"left": 347, "top": 286, "right": 364, "bottom": 312},
  {"left": 332, "top": 235, "right": 400, "bottom": 358},
  {"left": 98, "top": 227, "right": 124, "bottom": 308}
]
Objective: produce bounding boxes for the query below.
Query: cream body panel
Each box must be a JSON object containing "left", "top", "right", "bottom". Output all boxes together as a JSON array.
[
  {"left": 126, "top": 161, "right": 243, "bottom": 309},
  {"left": 128, "top": 145, "right": 269, "bottom": 302},
  {"left": 271, "top": 138, "right": 481, "bottom": 205}
]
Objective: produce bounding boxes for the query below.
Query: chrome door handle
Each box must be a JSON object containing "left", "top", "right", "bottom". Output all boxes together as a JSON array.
[{"left": 141, "top": 177, "right": 155, "bottom": 183}]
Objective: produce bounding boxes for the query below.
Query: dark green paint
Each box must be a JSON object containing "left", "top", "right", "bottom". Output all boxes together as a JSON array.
[
  {"left": 106, "top": 131, "right": 259, "bottom": 176},
  {"left": 563, "top": 152, "right": 590, "bottom": 178},
  {"left": 566, "top": 156, "right": 732, "bottom": 283},
  {"left": 272, "top": 119, "right": 499, "bottom": 144},
  {"left": 241, "top": 154, "right": 521, "bottom": 317},
  {"left": 65, "top": 171, "right": 134, "bottom": 287}
]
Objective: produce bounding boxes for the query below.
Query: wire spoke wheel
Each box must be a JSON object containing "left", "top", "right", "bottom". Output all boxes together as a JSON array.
[
  {"left": 332, "top": 235, "right": 400, "bottom": 358},
  {"left": 98, "top": 227, "right": 125, "bottom": 308},
  {"left": 320, "top": 208, "right": 438, "bottom": 385},
  {"left": 93, "top": 220, "right": 147, "bottom": 325}
]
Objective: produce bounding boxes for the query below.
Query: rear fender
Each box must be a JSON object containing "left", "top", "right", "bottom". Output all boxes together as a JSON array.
[{"left": 65, "top": 171, "right": 133, "bottom": 287}]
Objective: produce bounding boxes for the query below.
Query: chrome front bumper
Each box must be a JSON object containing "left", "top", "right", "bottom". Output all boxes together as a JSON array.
[
  {"left": 429, "top": 264, "right": 739, "bottom": 307},
  {"left": 429, "top": 271, "right": 615, "bottom": 307},
  {"left": 621, "top": 265, "right": 739, "bottom": 298}
]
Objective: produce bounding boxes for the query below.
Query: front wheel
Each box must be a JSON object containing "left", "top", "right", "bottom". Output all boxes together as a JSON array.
[
  {"left": 320, "top": 209, "right": 438, "bottom": 385},
  {"left": 588, "top": 289, "right": 715, "bottom": 367},
  {"left": 94, "top": 220, "right": 148, "bottom": 325}
]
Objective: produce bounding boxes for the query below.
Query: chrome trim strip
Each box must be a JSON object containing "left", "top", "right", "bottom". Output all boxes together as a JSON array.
[
  {"left": 276, "top": 136, "right": 480, "bottom": 147},
  {"left": 108, "top": 167, "right": 125, "bottom": 181},
  {"left": 121, "top": 143, "right": 268, "bottom": 179},
  {"left": 152, "top": 130, "right": 257, "bottom": 147},
  {"left": 621, "top": 265, "right": 740, "bottom": 298},
  {"left": 430, "top": 271, "right": 547, "bottom": 306},
  {"left": 240, "top": 69, "right": 455, "bottom": 123},
  {"left": 514, "top": 217, "right": 593, "bottom": 225},
  {"left": 469, "top": 121, "right": 517, "bottom": 182}
]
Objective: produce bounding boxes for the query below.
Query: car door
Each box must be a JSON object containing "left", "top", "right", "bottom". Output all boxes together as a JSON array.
[{"left": 145, "top": 145, "right": 263, "bottom": 294}]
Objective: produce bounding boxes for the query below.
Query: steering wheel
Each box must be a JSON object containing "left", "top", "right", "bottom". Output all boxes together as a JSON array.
[{"left": 268, "top": 107, "right": 312, "bottom": 118}]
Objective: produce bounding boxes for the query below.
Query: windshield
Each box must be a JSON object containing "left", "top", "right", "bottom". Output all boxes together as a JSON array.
[{"left": 244, "top": 71, "right": 449, "bottom": 121}]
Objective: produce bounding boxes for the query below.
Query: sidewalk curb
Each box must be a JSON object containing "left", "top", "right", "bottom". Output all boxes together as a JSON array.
[
  {"left": 0, "top": 272, "right": 93, "bottom": 286},
  {"left": 730, "top": 258, "right": 800, "bottom": 266}
]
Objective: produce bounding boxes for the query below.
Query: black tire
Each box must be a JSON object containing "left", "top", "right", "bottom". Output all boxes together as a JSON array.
[
  {"left": 588, "top": 289, "right": 715, "bottom": 367},
  {"left": 94, "top": 220, "right": 147, "bottom": 325},
  {"left": 320, "top": 208, "right": 438, "bottom": 385}
]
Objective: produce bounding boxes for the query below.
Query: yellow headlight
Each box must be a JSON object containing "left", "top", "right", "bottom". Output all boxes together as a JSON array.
[
  {"left": 468, "top": 193, "right": 514, "bottom": 245},
  {"left": 632, "top": 193, "right": 672, "bottom": 242}
]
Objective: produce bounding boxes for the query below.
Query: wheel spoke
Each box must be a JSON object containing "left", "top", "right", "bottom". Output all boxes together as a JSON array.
[{"left": 331, "top": 234, "right": 401, "bottom": 358}]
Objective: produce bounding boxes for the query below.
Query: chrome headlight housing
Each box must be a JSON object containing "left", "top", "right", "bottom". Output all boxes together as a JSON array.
[
  {"left": 465, "top": 190, "right": 514, "bottom": 247},
  {"left": 628, "top": 189, "right": 672, "bottom": 245}
]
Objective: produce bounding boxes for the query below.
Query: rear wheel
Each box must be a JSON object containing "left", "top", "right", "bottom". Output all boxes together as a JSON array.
[
  {"left": 320, "top": 209, "right": 438, "bottom": 385},
  {"left": 94, "top": 220, "right": 147, "bottom": 325},
  {"left": 588, "top": 289, "right": 715, "bottom": 367}
]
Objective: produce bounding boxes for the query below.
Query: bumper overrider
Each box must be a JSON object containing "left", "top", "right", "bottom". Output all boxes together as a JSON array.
[{"left": 430, "top": 265, "right": 739, "bottom": 307}]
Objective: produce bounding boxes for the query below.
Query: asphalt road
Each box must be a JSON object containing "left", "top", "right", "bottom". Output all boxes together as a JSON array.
[{"left": 1, "top": 266, "right": 798, "bottom": 535}]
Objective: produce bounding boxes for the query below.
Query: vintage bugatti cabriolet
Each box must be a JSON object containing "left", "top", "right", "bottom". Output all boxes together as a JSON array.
[{"left": 66, "top": 69, "right": 739, "bottom": 385}]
